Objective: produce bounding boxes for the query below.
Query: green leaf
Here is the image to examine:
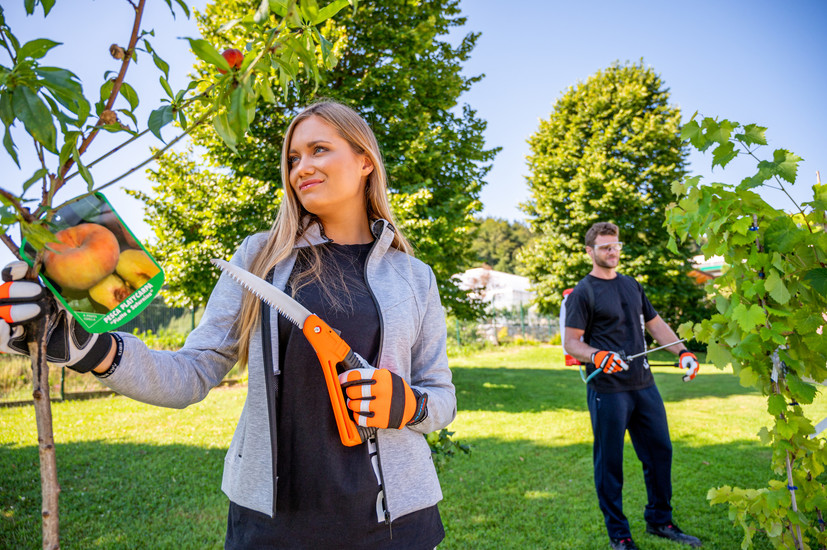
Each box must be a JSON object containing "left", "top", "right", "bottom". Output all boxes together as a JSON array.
[
  {"left": 119, "top": 81, "right": 139, "bottom": 111},
  {"left": 768, "top": 393, "right": 787, "bottom": 416},
  {"left": 22, "top": 168, "right": 48, "bottom": 192},
  {"left": 3, "top": 125, "right": 19, "bottom": 167},
  {"left": 17, "top": 38, "right": 60, "bottom": 60},
  {"left": 735, "top": 123, "right": 767, "bottom": 146},
  {"left": 706, "top": 342, "right": 734, "bottom": 369},
  {"left": 213, "top": 111, "right": 237, "bottom": 152},
  {"left": 787, "top": 376, "right": 817, "bottom": 404},
  {"left": 732, "top": 302, "right": 767, "bottom": 332},
  {"left": 58, "top": 130, "right": 80, "bottom": 167},
  {"left": 20, "top": 221, "right": 58, "bottom": 251},
  {"left": 269, "top": 0, "right": 288, "bottom": 17},
  {"left": 666, "top": 234, "right": 678, "bottom": 254},
  {"left": 764, "top": 269, "right": 791, "bottom": 305},
  {"left": 254, "top": 0, "right": 270, "bottom": 23},
  {"left": 702, "top": 118, "right": 737, "bottom": 145},
  {"left": 311, "top": 0, "right": 349, "bottom": 25},
  {"left": 772, "top": 148, "right": 802, "bottom": 184},
  {"left": 804, "top": 268, "right": 827, "bottom": 296},
  {"left": 0, "top": 93, "right": 13, "bottom": 126},
  {"left": 71, "top": 144, "right": 93, "bottom": 190},
  {"left": 227, "top": 85, "right": 249, "bottom": 137},
  {"left": 42, "top": 0, "right": 56, "bottom": 15},
  {"left": 763, "top": 216, "right": 801, "bottom": 254},
  {"left": 159, "top": 76, "right": 174, "bottom": 99},
  {"left": 711, "top": 141, "right": 738, "bottom": 169},
  {"left": 148, "top": 104, "right": 174, "bottom": 141},
  {"left": 186, "top": 38, "right": 230, "bottom": 72},
  {"left": 259, "top": 77, "right": 276, "bottom": 104},
  {"left": 680, "top": 119, "right": 704, "bottom": 149},
  {"left": 738, "top": 366, "right": 760, "bottom": 387},
  {"left": 151, "top": 50, "right": 170, "bottom": 81},
  {"left": 12, "top": 86, "right": 57, "bottom": 153}
]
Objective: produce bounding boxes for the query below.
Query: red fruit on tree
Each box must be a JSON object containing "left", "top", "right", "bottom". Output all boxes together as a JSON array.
[{"left": 219, "top": 48, "right": 244, "bottom": 74}]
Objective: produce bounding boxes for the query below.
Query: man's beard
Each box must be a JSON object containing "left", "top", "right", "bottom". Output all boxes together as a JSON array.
[{"left": 594, "top": 256, "right": 618, "bottom": 269}]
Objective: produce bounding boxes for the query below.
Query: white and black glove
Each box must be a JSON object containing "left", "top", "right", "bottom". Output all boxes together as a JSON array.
[
  {"left": 678, "top": 349, "right": 700, "bottom": 382},
  {"left": 0, "top": 261, "right": 114, "bottom": 373}
]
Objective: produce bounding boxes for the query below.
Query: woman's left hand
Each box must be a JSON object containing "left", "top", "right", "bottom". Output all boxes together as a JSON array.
[{"left": 339, "top": 366, "right": 428, "bottom": 429}]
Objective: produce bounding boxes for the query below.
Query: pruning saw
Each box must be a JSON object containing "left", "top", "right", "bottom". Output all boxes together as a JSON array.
[{"left": 211, "top": 258, "right": 374, "bottom": 447}]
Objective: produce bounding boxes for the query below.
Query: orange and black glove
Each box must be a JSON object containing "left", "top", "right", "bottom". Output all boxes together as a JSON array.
[
  {"left": 678, "top": 349, "right": 699, "bottom": 382},
  {"left": 338, "top": 365, "right": 428, "bottom": 429},
  {"left": 590, "top": 350, "right": 629, "bottom": 374},
  {"left": 0, "top": 261, "right": 114, "bottom": 373}
]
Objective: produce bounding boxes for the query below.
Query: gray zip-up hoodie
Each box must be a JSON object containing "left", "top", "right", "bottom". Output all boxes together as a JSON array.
[{"left": 97, "top": 219, "right": 457, "bottom": 521}]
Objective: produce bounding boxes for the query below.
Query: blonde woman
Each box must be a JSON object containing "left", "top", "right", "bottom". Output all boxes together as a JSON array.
[{"left": 0, "top": 101, "right": 456, "bottom": 548}]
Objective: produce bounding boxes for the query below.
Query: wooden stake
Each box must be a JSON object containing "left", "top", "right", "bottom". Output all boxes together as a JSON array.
[{"left": 29, "top": 313, "right": 60, "bottom": 549}]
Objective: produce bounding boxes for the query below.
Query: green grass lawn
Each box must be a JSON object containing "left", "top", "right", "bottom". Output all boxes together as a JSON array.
[{"left": 2, "top": 345, "right": 825, "bottom": 548}]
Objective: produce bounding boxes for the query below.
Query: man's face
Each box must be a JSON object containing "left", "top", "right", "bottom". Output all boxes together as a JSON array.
[{"left": 588, "top": 234, "right": 622, "bottom": 269}]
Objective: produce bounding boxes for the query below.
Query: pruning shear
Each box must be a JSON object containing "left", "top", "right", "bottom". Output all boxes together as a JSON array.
[
  {"left": 581, "top": 339, "right": 686, "bottom": 383},
  {"left": 211, "top": 258, "right": 374, "bottom": 447}
]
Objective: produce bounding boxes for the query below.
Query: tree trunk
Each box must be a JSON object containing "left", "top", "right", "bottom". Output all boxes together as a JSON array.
[{"left": 28, "top": 314, "right": 60, "bottom": 549}]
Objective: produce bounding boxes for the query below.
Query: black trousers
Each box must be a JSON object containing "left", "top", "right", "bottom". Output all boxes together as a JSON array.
[{"left": 587, "top": 384, "right": 673, "bottom": 539}]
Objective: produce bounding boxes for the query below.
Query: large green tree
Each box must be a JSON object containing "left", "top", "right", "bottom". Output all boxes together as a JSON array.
[
  {"left": 469, "top": 216, "right": 533, "bottom": 273},
  {"left": 519, "top": 61, "right": 707, "bottom": 328},
  {"left": 135, "top": 0, "right": 497, "bottom": 317}
]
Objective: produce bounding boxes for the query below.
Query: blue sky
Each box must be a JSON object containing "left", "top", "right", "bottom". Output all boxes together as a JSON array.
[{"left": 1, "top": 0, "right": 825, "bottom": 266}]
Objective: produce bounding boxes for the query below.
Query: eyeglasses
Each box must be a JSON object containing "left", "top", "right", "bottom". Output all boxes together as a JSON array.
[{"left": 593, "top": 242, "right": 623, "bottom": 252}]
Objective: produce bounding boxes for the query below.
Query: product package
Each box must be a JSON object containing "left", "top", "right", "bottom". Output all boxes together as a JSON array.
[{"left": 21, "top": 193, "right": 164, "bottom": 333}]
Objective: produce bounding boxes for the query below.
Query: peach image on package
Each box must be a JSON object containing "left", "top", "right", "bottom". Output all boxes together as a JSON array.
[{"left": 43, "top": 223, "right": 120, "bottom": 290}]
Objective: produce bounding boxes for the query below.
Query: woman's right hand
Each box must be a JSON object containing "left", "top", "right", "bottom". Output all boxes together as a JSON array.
[{"left": 0, "top": 261, "right": 114, "bottom": 373}]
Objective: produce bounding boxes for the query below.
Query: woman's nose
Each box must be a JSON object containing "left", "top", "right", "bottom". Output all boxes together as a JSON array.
[{"left": 294, "top": 156, "right": 314, "bottom": 176}]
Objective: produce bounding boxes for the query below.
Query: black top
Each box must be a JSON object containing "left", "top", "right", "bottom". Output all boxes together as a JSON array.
[
  {"left": 225, "top": 242, "right": 443, "bottom": 549},
  {"left": 565, "top": 273, "right": 659, "bottom": 393}
]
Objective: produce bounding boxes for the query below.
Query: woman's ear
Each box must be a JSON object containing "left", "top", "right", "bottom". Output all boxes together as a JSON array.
[{"left": 361, "top": 155, "right": 374, "bottom": 177}]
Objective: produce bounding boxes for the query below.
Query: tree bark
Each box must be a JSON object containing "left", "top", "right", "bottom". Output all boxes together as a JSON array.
[{"left": 28, "top": 314, "right": 60, "bottom": 549}]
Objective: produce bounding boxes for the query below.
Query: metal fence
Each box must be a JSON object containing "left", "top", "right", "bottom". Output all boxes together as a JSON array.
[
  {"left": 449, "top": 312, "right": 560, "bottom": 347},
  {"left": 117, "top": 294, "right": 199, "bottom": 335}
]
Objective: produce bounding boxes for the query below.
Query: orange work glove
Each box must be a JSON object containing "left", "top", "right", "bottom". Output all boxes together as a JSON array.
[
  {"left": 338, "top": 366, "right": 428, "bottom": 429},
  {"left": 590, "top": 350, "right": 629, "bottom": 374}
]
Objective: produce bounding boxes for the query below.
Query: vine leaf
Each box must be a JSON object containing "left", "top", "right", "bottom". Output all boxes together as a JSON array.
[
  {"left": 804, "top": 268, "right": 827, "bottom": 297},
  {"left": 765, "top": 270, "right": 791, "bottom": 305},
  {"left": 733, "top": 302, "right": 766, "bottom": 332},
  {"left": 757, "top": 149, "right": 802, "bottom": 185},
  {"left": 712, "top": 141, "right": 738, "bottom": 169},
  {"left": 787, "top": 376, "right": 817, "bottom": 404},
  {"left": 735, "top": 123, "right": 768, "bottom": 146}
]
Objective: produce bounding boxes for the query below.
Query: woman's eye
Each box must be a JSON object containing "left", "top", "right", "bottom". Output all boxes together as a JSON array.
[
  {"left": 314, "top": 145, "right": 327, "bottom": 154},
  {"left": 288, "top": 155, "right": 299, "bottom": 166}
]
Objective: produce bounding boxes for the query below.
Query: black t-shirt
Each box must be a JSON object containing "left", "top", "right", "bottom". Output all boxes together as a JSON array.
[
  {"left": 565, "top": 273, "right": 658, "bottom": 393},
  {"left": 225, "top": 242, "right": 444, "bottom": 549}
]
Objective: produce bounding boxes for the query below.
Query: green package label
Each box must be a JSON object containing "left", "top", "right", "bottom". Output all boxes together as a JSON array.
[{"left": 21, "top": 193, "right": 164, "bottom": 333}]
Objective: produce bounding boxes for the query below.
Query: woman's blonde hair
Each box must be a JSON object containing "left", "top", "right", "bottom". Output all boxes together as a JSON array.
[{"left": 235, "top": 100, "right": 412, "bottom": 366}]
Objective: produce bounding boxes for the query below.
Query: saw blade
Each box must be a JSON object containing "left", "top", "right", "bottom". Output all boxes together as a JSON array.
[{"left": 210, "top": 258, "right": 311, "bottom": 329}]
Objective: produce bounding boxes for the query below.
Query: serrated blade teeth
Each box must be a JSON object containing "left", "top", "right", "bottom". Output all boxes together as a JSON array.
[{"left": 210, "top": 258, "right": 311, "bottom": 329}]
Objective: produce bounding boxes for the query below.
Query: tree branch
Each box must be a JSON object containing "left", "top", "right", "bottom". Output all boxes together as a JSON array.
[
  {"left": 50, "top": 0, "right": 147, "bottom": 197},
  {"left": 54, "top": 109, "right": 213, "bottom": 212},
  {"left": 0, "top": 188, "right": 35, "bottom": 223},
  {"left": 1, "top": 234, "right": 23, "bottom": 259}
]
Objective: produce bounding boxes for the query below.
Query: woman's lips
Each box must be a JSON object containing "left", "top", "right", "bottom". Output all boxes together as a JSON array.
[{"left": 299, "top": 179, "right": 322, "bottom": 191}]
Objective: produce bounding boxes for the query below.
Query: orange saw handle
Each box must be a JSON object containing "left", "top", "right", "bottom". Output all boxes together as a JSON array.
[{"left": 302, "top": 313, "right": 375, "bottom": 446}]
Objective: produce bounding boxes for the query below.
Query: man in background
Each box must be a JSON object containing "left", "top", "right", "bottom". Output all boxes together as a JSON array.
[{"left": 564, "top": 221, "right": 702, "bottom": 550}]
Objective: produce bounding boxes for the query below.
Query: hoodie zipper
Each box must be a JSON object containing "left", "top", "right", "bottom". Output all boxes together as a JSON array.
[{"left": 365, "top": 220, "right": 392, "bottom": 535}]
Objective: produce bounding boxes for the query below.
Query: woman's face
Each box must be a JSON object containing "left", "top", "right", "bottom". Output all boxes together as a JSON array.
[{"left": 287, "top": 115, "right": 374, "bottom": 222}]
